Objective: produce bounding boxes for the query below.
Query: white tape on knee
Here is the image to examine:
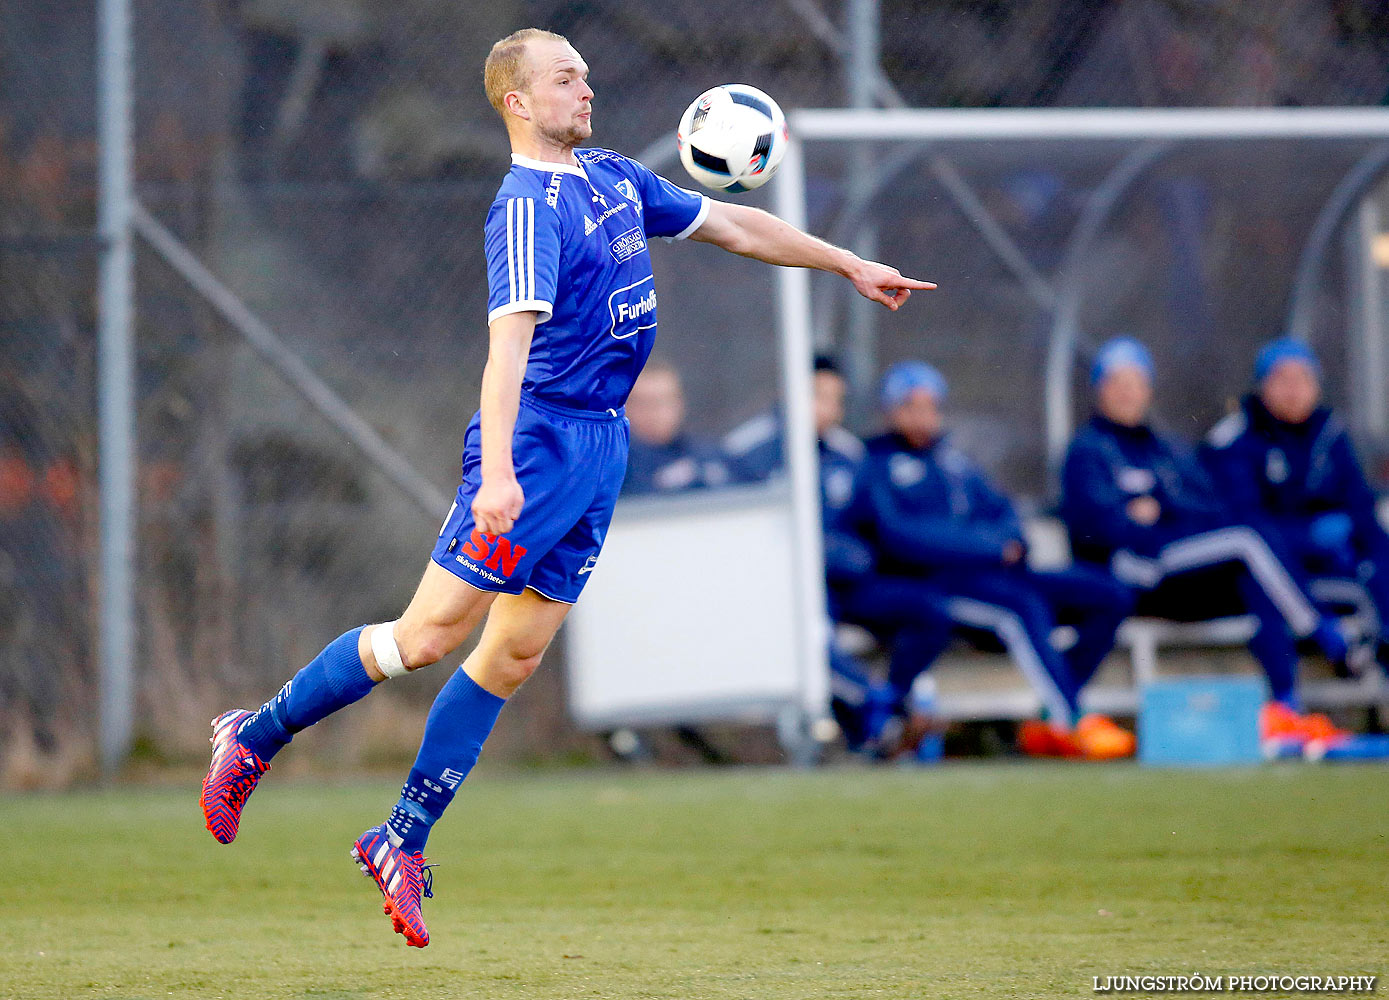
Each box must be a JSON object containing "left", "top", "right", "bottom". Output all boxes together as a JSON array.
[{"left": 371, "top": 621, "right": 409, "bottom": 679}]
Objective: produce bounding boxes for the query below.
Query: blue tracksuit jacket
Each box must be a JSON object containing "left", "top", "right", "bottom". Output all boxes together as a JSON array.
[
  {"left": 839, "top": 430, "right": 1133, "bottom": 724},
  {"left": 1202, "top": 396, "right": 1386, "bottom": 574},
  {"left": 1061, "top": 415, "right": 1230, "bottom": 565},
  {"left": 840, "top": 432, "right": 1026, "bottom": 577},
  {"left": 720, "top": 408, "right": 871, "bottom": 580}
]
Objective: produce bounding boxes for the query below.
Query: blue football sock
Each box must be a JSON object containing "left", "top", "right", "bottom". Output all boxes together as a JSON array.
[
  {"left": 236, "top": 627, "right": 377, "bottom": 761},
  {"left": 386, "top": 668, "right": 506, "bottom": 853}
]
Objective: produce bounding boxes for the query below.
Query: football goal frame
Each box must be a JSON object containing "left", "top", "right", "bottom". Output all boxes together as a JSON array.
[{"left": 766, "top": 106, "right": 1389, "bottom": 723}]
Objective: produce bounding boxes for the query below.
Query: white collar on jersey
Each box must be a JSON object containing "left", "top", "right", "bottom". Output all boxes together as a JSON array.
[{"left": 510, "top": 152, "right": 588, "bottom": 178}]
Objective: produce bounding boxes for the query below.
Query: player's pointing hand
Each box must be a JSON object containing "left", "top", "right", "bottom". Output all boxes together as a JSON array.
[
  {"left": 848, "top": 259, "right": 936, "bottom": 311},
  {"left": 473, "top": 475, "right": 525, "bottom": 536}
]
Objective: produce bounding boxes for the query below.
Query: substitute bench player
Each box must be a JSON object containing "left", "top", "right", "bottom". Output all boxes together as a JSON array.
[{"left": 202, "top": 27, "right": 934, "bottom": 947}]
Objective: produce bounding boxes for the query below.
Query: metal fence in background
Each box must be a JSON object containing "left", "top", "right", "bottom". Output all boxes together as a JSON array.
[{"left": 6, "top": 0, "right": 1389, "bottom": 782}]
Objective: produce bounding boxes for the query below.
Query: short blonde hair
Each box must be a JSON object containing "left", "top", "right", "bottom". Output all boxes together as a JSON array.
[{"left": 484, "top": 28, "right": 570, "bottom": 117}]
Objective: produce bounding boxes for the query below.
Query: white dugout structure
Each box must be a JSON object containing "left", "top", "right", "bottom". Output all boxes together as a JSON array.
[{"left": 564, "top": 108, "right": 1389, "bottom": 754}]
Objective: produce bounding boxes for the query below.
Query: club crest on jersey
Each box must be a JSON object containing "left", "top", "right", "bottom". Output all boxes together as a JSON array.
[
  {"left": 614, "top": 178, "right": 640, "bottom": 209},
  {"left": 1117, "top": 467, "right": 1156, "bottom": 494},
  {"left": 607, "top": 275, "right": 657, "bottom": 340},
  {"left": 889, "top": 453, "right": 927, "bottom": 488},
  {"left": 609, "top": 226, "right": 647, "bottom": 263}
]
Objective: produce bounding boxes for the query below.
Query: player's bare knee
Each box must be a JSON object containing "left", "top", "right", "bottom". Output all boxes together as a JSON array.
[
  {"left": 398, "top": 631, "right": 451, "bottom": 671},
  {"left": 490, "top": 649, "right": 545, "bottom": 691}
]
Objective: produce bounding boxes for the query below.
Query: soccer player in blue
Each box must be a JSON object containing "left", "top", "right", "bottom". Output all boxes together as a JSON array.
[
  {"left": 1061, "top": 337, "right": 1351, "bottom": 743},
  {"left": 1203, "top": 339, "right": 1389, "bottom": 673},
  {"left": 842, "top": 361, "right": 1137, "bottom": 760},
  {"left": 201, "top": 27, "right": 934, "bottom": 947}
]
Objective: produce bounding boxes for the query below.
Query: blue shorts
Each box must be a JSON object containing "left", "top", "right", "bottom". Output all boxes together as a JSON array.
[{"left": 431, "top": 392, "right": 629, "bottom": 603}]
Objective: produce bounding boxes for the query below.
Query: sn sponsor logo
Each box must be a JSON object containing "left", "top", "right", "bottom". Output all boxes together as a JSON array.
[{"left": 459, "top": 530, "right": 529, "bottom": 576}]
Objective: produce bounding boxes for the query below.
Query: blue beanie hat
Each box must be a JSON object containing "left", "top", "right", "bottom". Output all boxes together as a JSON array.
[
  {"left": 1090, "top": 337, "right": 1154, "bottom": 387},
  {"left": 880, "top": 361, "right": 947, "bottom": 409},
  {"left": 1254, "top": 338, "right": 1320, "bottom": 383}
]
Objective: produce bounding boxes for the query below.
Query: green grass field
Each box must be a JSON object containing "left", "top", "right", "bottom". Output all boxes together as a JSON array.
[{"left": 2, "top": 763, "right": 1385, "bottom": 999}]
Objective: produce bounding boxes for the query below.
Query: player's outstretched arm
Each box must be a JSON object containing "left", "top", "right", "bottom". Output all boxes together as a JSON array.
[
  {"left": 474, "top": 311, "right": 537, "bottom": 536},
  {"left": 688, "top": 200, "right": 935, "bottom": 311}
]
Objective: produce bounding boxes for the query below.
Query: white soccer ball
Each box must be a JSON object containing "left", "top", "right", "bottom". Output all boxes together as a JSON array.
[{"left": 676, "top": 84, "right": 788, "bottom": 193}]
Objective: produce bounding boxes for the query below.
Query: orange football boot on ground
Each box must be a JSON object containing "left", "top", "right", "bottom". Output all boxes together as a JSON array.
[
  {"left": 1074, "top": 713, "right": 1136, "bottom": 760},
  {"left": 1017, "top": 719, "right": 1082, "bottom": 758}
]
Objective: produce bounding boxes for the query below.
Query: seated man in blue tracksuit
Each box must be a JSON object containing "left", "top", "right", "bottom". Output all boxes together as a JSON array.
[
  {"left": 717, "top": 356, "right": 953, "bottom": 753},
  {"left": 621, "top": 359, "right": 732, "bottom": 496},
  {"left": 841, "top": 361, "right": 1137, "bottom": 759},
  {"left": 1203, "top": 338, "right": 1389, "bottom": 671},
  {"left": 1061, "top": 337, "right": 1350, "bottom": 739}
]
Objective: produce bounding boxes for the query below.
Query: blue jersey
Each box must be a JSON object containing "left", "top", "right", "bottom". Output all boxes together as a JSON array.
[{"left": 484, "top": 150, "right": 708, "bottom": 412}]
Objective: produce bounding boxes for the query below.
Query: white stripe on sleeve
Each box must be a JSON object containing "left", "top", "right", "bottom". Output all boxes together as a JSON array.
[
  {"left": 505, "top": 198, "right": 516, "bottom": 303},
  {"left": 526, "top": 198, "right": 535, "bottom": 305}
]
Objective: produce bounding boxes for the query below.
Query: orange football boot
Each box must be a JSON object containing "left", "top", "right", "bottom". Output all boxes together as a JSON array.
[
  {"left": 1017, "top": 719, "right": 1082, "bottom": 757},
  {"left": 1074, "top": 714, "right": 1136, "bottom": 760}
]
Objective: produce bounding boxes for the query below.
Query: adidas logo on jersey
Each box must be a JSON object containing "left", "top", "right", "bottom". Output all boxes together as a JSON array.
[{"left": 584, "top": 202, "right": 630, "bottom": 237}]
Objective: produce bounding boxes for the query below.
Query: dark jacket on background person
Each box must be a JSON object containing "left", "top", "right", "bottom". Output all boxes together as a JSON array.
[
  {"left": 621, "top": 434, "right": 731, "bottom": 496},
  {"left": 839, "top": 431, "right": 1025, "bottom": 578},
  {"left": 720, "top": 408, "right": 870, "bottom": 581},
  {"left": 1202, "top": 395, "right": 1385, "bottom": 567},
  {"left": 1061, "top": 414, "right": 1229, "bottom": 566}
]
